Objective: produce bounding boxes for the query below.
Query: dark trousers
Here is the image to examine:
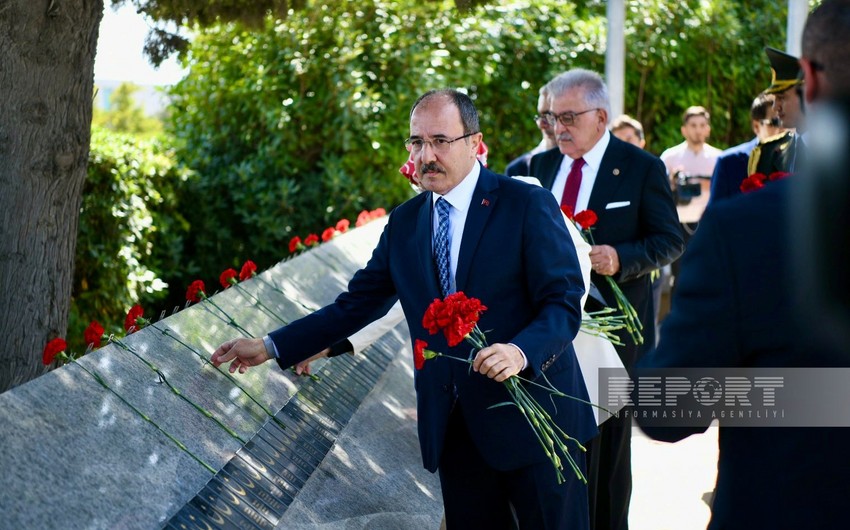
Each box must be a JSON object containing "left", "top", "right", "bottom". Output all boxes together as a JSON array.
[
  {"left": 438, "top": 407, "right": 589, "bottom": 530},
  {"left": 586, "top": 412, "right": 632, "bottom": 530}
]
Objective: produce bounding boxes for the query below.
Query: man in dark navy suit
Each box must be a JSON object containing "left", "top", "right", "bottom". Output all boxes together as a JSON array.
[
  {"left": 636, "top": 2, "right": 850, "bottom": 527},
  {"left": 709, "top": 94, "right": 785, "bottom": 205},
  {"left": 212, "top": 89, "right": 597, "bottom": 529},
  {"left": 529, "top": 70, "right": 683, "bottom": 530}
]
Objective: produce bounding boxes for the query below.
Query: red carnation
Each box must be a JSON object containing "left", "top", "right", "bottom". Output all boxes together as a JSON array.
[
  {"left": 768, "top": 171, "right": 791, "bottom": 181},
  {"left": 289, "top": 235, "right": 302, "bottom": 253},
  {"left": 239, "top": 260, "right": 257, "bottom": 281},
  {"left": 304, "top": 233, "right": 319, "bottom": 246},
  {"left": 574, "top": 209, "right": 598, "bottom": 230},
  {"left": 740, "top": 175, "right": 765, "bottom": 193},
  {"left": 43, "top": 338, "right": 67, "bottom": 365},
  {"left": 422, "top": 298, "right": 446, "bottom": 334},
  {"left": 335, "top": 219, "right": 350, "bottom": 233},
  {"left": 370, "top": 208, "right": 387, "bottom": 219},
  {"left": 355, "top": 210, "right": 371, "bottom": 227},
  {"left": 414, "top": 339, "right": 428, "bottom": 370},
  {"left": 84, "top": 320, "right": 105, "bottom": 349},
  {"left": 124, "top": 304, "right": 145, "bottom": 333},
  {"left": 561, "top": 205, "right": 575, "bottom": 220},
  {"left": 321, "top": 226, "right": 336, "bottom": 242},
  {"left": 220, "top": 268, "right": 238, "bottom": 289},
  {"left": 186, "top": 279, "right": 206, "bottom": 303},
  {"left": 422, "top": 292, "right": 487, "bottom": 347}
]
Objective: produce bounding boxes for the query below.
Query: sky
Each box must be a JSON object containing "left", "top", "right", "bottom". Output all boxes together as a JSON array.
[{"left": 94, "top": 4, "right": 187, "bottom": 86}]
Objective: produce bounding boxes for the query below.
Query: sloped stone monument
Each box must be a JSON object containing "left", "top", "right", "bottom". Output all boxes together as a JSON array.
[{"left": 0, "top": 219, "right": 442, "bottom": 529}]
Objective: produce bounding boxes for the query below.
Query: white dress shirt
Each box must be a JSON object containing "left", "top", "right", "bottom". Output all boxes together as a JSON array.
[
  {"left": 550, "top": 130, "right": 611, "bottom": 213},
  {"left": 431, "top": 162, "right": 480, "bottom": 294}
]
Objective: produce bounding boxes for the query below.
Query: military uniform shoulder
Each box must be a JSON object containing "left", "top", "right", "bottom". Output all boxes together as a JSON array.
[{"left": 759, "top": 130, "right": 793, "bottom": 147}]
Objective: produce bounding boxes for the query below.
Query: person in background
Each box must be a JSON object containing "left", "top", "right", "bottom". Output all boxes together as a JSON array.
[
  {"left": 636, "top": 2, "right": 850, "bottom": 527},
  {"left": 749, "top": 47, "right": 806, "bottom": 175},
  {"left": 660, "top": 106, "right": 722, "bottom": 181},
  {"left": 709, "top": 93, "right": 786, "bottom": 204},
  {"left": 505, "top": 85, "right": 557, "bottom": 176},
  {"left": 610, "top": 114, "right": 646, "bottom": 149},
  {"left": 530, "top": 69, "right": 684, "bottom": 530}
]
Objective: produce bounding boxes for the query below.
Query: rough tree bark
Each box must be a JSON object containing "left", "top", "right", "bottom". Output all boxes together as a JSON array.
[{"left": 0, "top": 0, "right": 104, "bottom": 392}]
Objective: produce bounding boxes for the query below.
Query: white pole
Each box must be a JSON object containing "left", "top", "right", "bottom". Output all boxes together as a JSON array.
[
  {"left": 786, "top": 0, "right": 808, "bottom": 56},
  {"left": 606, "top": 0, "right": 625, "bottom": 122}
]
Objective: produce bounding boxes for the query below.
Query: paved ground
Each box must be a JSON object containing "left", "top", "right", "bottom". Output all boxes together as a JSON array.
[{"left": 629, "top": 420, "right": 719, "bottom": 530}]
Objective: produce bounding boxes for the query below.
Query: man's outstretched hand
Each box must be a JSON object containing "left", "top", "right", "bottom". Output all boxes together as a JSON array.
[{"left": 211, "top": 338, "right": 270, "bottom": 374}]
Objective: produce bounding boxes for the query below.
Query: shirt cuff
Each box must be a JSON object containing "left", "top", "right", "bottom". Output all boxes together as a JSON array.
[
  {"left": 508, "top": 342, "right": 528, "bottom": 371},
  {"left": 263, "top": 335, "right": 279, "bottom": 360}
]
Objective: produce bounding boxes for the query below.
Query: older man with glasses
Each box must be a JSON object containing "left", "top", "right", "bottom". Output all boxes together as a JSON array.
[{"left": 530, "top": 69, "right": 683, "bottom": 530}]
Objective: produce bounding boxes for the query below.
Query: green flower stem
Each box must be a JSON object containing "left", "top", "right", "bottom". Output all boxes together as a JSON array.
[
  {"left": 150, "top": 323, "right": 288, "bottom": 431},
  {"left": 432, "top": 349, "right": 588, "bottom": 484},
  {"left": 70, "top": 361, "right": 215, "bottom": 474},
  {"left": 510, "top": 380, "right": 586, "bottom": 483},
  {"left": 607, "top": 278, "right": 644, "bottom": 346},
  {"left": 233, "top": 283, "right": 288, "bottom": 325},
  {"left": 582, "top": 228, "right": 644, "bottom": 346},
  {"left": 198, "top": 292, "right": 253, "bottom": 337},
  {"left": 505, "top": 378, "right": 567, "bottom": 484},
  {"left": 110, "top": 338, "right": 246, "bottom": 444},
  {"left": 581, "top": 308, "right": 627, "bottom": 345}
]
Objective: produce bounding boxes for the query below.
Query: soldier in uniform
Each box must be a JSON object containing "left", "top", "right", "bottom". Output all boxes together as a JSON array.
[{"left": 749, "top": 47, "right": 805, "bottom": 175}]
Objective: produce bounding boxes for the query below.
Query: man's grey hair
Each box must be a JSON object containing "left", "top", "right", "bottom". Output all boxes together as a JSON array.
[
  {"left": 410, "top": 89, "right": 480, "bottom": 135},
  {"left": 546, "top": 69, "right": 611, "bottom": 117}
]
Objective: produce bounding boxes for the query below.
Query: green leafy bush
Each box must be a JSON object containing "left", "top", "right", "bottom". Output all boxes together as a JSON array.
[
  {"left": 68, "top": 0, "right": 792, "bottom": 345},
  {"left": 166, "top": 0, "right": 603, "bottom": 283},
  {"left": 70, "top": 127, "right": 190, "bottom": 352},
  {"left": 166, "top": 0, "right": 789, "bottom": 290}
]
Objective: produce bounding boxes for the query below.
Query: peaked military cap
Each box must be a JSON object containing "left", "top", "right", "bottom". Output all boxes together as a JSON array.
[{"left": 764, "top": 47, "right": 803, "bottom": 94}]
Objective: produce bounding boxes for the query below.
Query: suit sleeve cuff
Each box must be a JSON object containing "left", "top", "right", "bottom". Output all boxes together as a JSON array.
[{"left": 327, "top": 339, "right": 354, "bottom": 357}]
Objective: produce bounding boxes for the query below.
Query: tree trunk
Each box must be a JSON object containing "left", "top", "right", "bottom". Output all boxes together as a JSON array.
[{"left": 0, "top": 0, "right": 103, "bottom": 392}]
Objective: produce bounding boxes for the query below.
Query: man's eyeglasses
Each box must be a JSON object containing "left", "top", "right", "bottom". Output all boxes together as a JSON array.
[
  {"left": 404, "top": 132, "right": 478, "bottom": 153},
  {"left": 545, "top": 108, "right": 601, "bottom": 127},
  {"left": 760, "top": 116, "right": 782, "bottom": 127},
  {"left": 533, "top": 112, "right": 553, "bottom": 123}
]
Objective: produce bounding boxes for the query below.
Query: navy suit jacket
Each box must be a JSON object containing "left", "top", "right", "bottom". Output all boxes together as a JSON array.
[
  {"left": 636, "top": 179, "right": 850, "bottom": 529},
  {"left": 707, "top": 137, "right": 758, "bottom": 205},
  {"left": 529, "top": 137, "right": 684, "bottom": 366},
  {"left": 270, "top": 165, "right": 598, "bottom": 472},
  {"left": 504, "top": 150, "right": 533, "bottom": 176}
]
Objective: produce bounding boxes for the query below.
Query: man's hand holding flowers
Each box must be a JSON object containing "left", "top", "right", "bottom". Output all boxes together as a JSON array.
[{"left": 472, "top": 343, "right": 525, "bottom": 383}]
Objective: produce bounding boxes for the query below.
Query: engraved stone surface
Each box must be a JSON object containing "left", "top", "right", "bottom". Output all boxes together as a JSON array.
[{"left": 0, "top": 219, "right": 442, "bottom": 529}]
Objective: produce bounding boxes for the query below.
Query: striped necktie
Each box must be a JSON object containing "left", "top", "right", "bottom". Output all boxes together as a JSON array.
[{"left": 434, "top": 197, "right": 452, "bottom": 296}]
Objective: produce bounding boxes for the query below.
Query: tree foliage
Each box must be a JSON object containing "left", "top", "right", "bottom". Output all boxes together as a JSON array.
[
  {"left": 164, "top": 0, "right": 791, "bottom": 297},
  {"left": 73, "top": 0, "right": 794, "bottom": 350},
  {"left": 70, "top": 126, "right": 189, "bottom": 353},
  {"left": 166, "top": 0, "right": 601, "bottom": 286},
  {"left": 93, "top": 82, "right": 164, "bottom": 137},
  {"left": 620, "top": 0, "right": 786, "bottom": 151}
]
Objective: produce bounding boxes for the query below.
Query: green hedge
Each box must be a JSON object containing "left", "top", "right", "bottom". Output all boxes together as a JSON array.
[
  {"left": 166, "top": 0, "right": 787, "bottom": 287},
  {"left": 69, "top": 0, "right": 790, "bottom": 348},
  {"left": 70, "top": 127, "right": 190, "bottom": 352}
]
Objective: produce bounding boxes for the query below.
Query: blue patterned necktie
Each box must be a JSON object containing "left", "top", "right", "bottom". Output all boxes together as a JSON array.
[{"left": 434, "top": 197, "right": 453, "bottom": 296}]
